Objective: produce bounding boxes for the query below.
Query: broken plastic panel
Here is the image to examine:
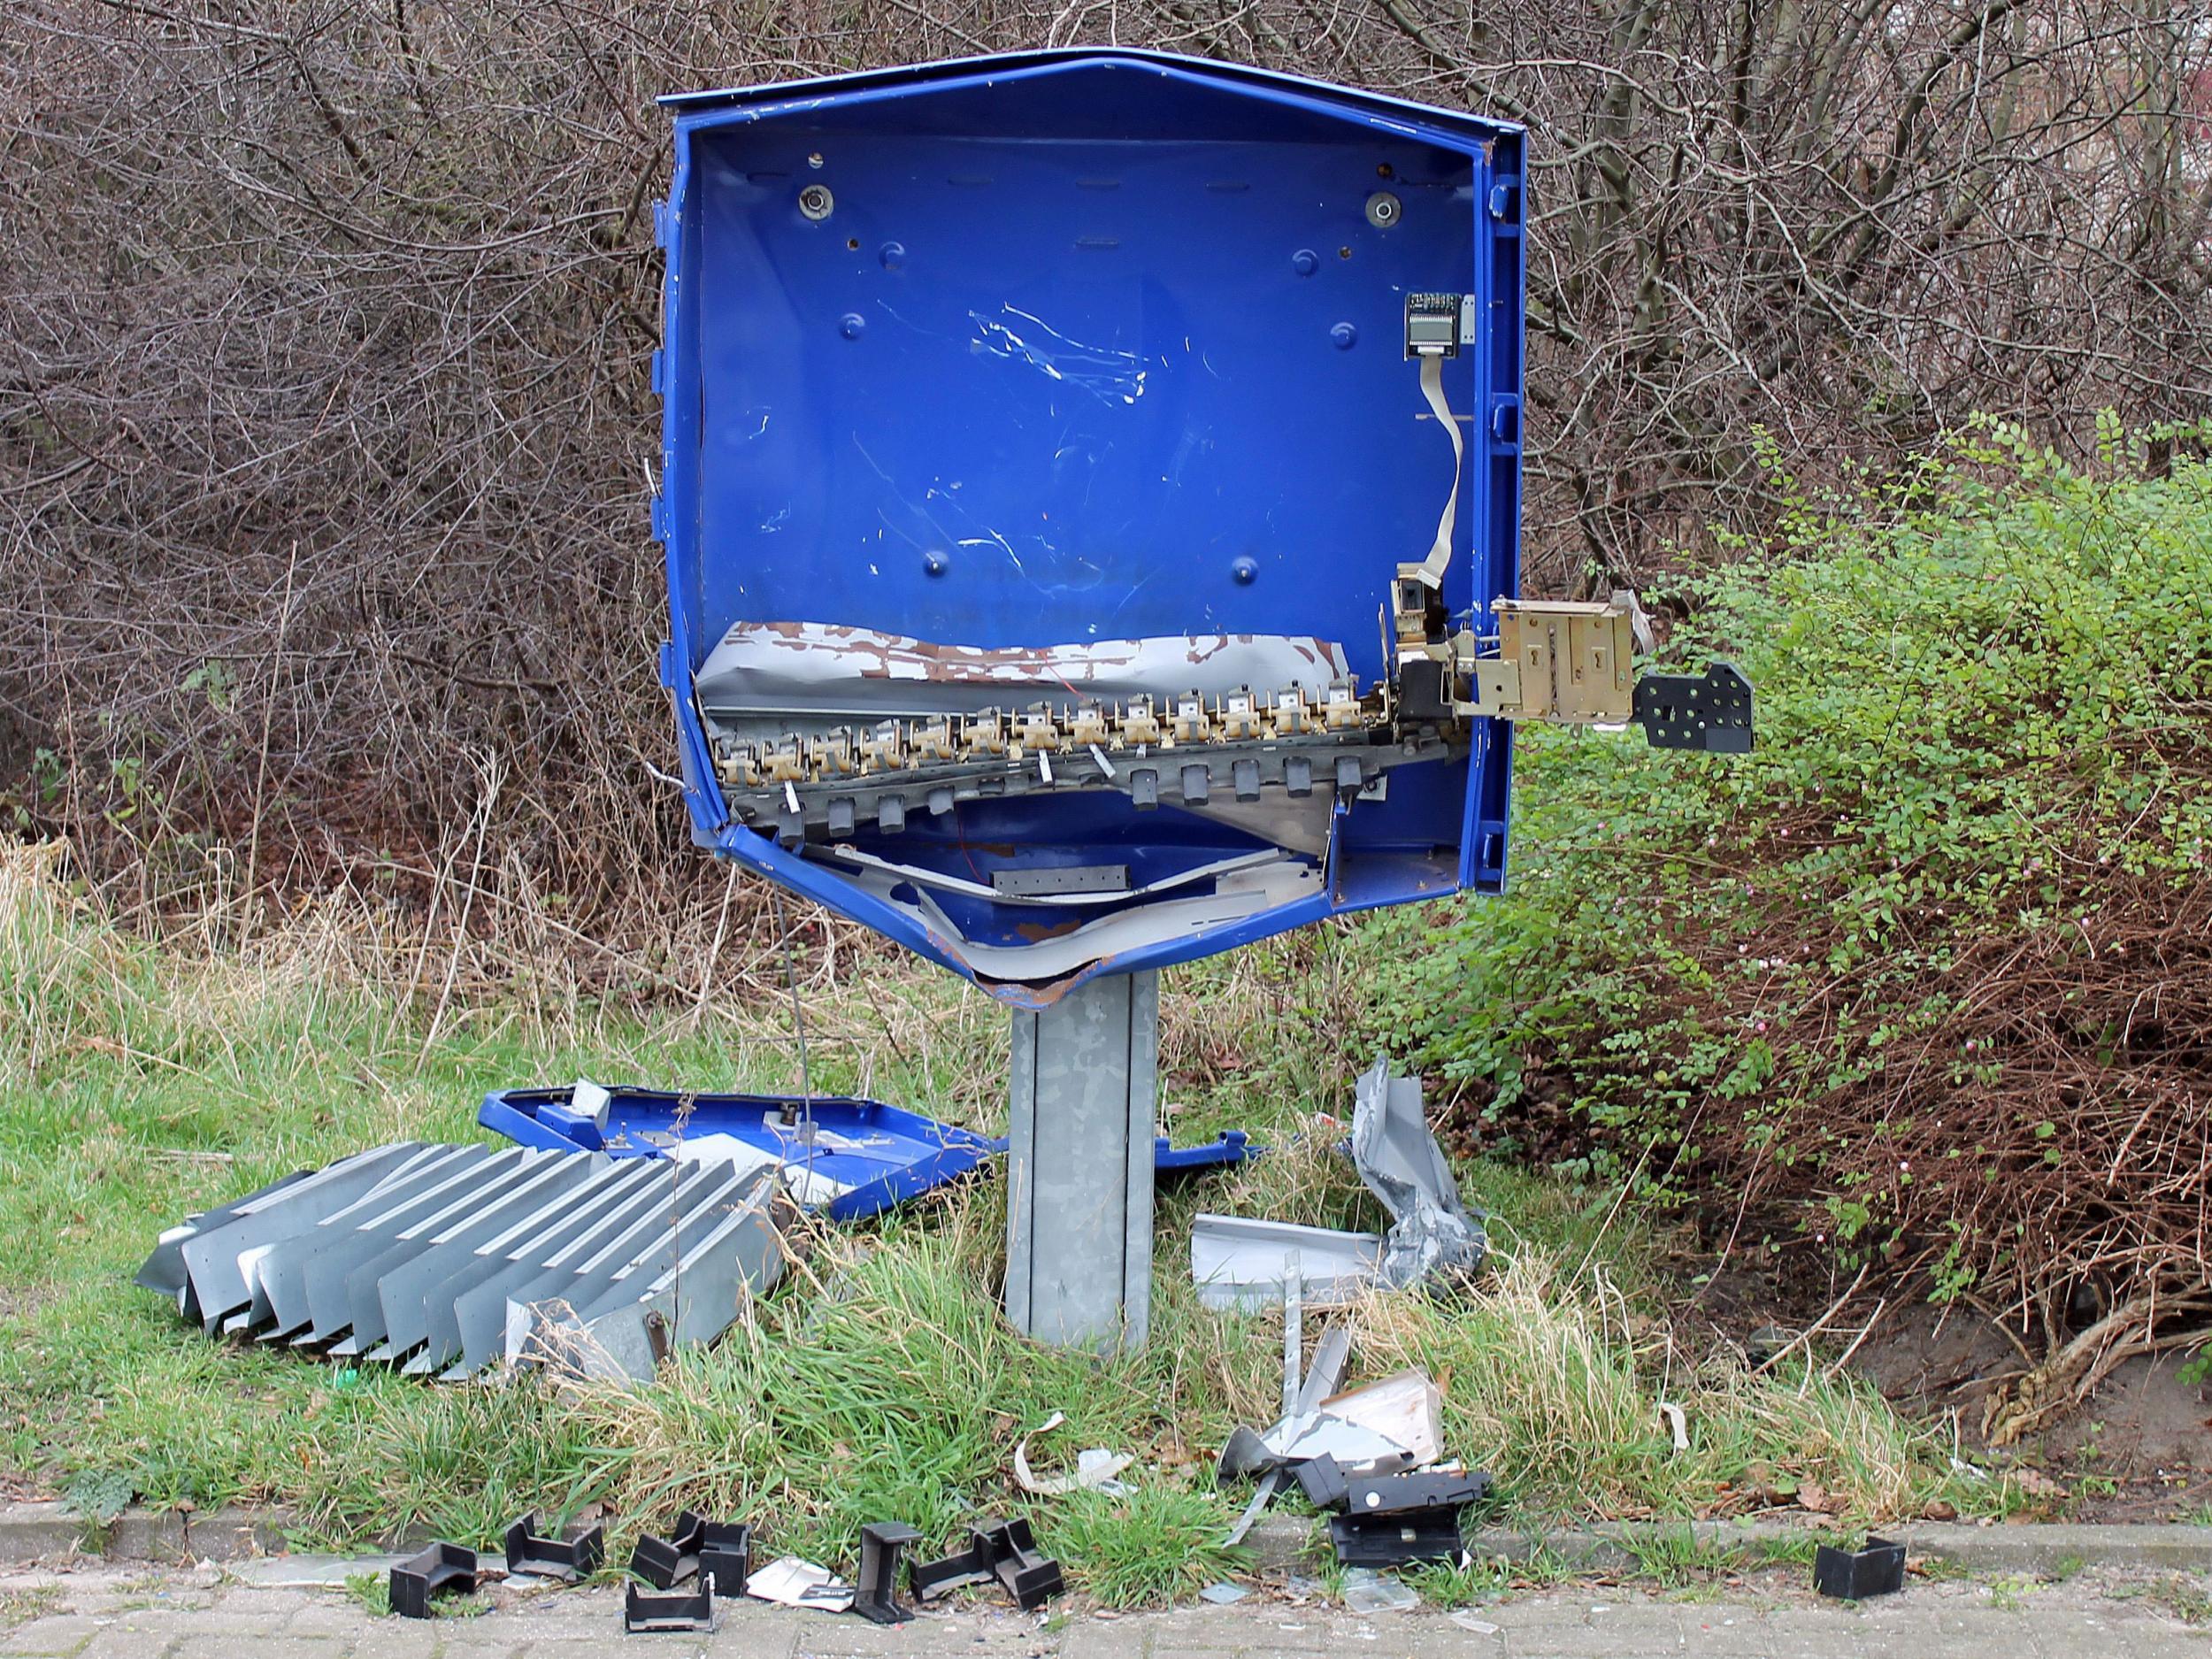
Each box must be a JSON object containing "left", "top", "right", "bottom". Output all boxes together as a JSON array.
[
  {"left": 652, "top": 50, "right": 1531, "bottom": 1002},
  {"left": 479, "top": 1083, "right": 1256, "bottom": 1217}
]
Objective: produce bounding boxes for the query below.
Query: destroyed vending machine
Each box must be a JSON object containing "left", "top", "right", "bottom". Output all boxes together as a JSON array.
[{"left": 650, "top": 50, "right": 1749, "bottom": 1351}]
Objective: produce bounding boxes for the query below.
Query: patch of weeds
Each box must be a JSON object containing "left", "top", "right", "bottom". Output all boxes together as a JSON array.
[
  {"left": 1615, "top": 1525, "right": 1748, "bottom": 1588},
  {"left": 0, "top": 1585, "right": 63, "bottom": 1634},
  {"left": 1749, "top": 1532, "right": 1819, "bottom": 1569},
  {"left": 2144, "top": 1575, "right": 2212, "bottom": 1625},
  {"left": 1403, "top": 1554, "right": 1522, "bottom": 1606},
  {"left": 1037, "top": 1486, "right": 1251, "bottom": 1608},
  {"left": 1910, "top": 1553, "right": 1976, "bottom": 1584},
  {"left": 342, "top": 1572, "right": 392, "bottom": 1617},
  {"left": 59, "top": 1469, "right": 134, "bottom": 1525},
  {"left": 1985, "top": 1571, "right": 2041, "bottom": 1610}
]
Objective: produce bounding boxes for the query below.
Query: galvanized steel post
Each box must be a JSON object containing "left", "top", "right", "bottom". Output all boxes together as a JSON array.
[{"left": 1002, "top": 972, "right": 1159, "bottom": 1352}]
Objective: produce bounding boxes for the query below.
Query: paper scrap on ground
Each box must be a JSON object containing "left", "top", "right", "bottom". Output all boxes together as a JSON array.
[
  {"left": 744, "top": 1556, "right": 853, "bottom": 1611},
  {"left": 1657, "top": 1399, "right": 1688, "bottom": 1453},
  {"left": 1199, "top": 1583, "right": 1249, "bottom": 1605},
  {"left": 1449, "top": 1610, "right": 1501, "bottom": 1633},
  {"left": 1013, "top": 1410, "right": 1134, "bottom": 1494}
]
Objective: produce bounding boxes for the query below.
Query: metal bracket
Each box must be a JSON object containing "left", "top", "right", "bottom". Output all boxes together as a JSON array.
[
  {"left": 1634, "top": 659, "right": 1754, "bottom": 752},
  {"left": 1450, "top": 598, "right": 1634, "bottom": 724}
]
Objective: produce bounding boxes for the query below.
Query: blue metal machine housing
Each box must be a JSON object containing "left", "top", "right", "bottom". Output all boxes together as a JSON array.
[{"left": 652, "top": 50, "right": 1525, "bottom": 1005}]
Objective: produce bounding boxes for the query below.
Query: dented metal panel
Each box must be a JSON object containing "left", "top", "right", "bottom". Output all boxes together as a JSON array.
[{"left": 138, "top": 1145, "right": 788, "bottom": 1382}]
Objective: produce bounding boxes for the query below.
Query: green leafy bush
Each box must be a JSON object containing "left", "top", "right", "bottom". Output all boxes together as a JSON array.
[{"left": 1366, "top": 423, "right": 2212, "bottom": 1336}]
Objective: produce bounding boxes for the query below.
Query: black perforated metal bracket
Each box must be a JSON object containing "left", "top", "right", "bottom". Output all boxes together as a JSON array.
[
  {"left": 389, "top": 1541, "right": 479, "bottom": 1619},
  {"left": 1635, "top": 660, "right": 1754, "bottom": 753},
  {"left": 503, "top": 1512, "right": 604, "bottom": 1582},
  {"left": 624, "top": 1579, "right": 715, "bottom": 1632}
]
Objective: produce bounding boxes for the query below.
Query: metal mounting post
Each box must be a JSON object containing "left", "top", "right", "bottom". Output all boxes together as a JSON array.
[{"left": 1004, "top": 971, "right": 1159, "bottom": 1353}]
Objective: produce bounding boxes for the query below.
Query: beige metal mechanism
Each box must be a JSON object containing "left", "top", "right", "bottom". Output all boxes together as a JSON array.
[{"left": 1435, "top": 596, "right": 1637, "bottom": 725}]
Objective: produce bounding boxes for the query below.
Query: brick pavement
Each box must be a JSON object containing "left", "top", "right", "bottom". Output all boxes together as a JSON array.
[{"left": 5, "top": 1562, "right": 2211, "bottom": 1657}]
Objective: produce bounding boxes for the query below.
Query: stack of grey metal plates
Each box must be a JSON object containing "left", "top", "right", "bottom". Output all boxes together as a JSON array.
[{"left": 136, "top": 1143, "right": 788, "bottom": 1382}]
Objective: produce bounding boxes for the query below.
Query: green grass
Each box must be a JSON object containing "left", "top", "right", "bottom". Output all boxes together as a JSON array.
[{"left": 0, "top": 841, "right": 2002, "bottom": 1603}]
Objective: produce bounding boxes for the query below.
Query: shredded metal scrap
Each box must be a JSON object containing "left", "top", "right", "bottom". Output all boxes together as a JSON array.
[{"left": 136, "top": 1143, "right": 788, "bottom": 1381}]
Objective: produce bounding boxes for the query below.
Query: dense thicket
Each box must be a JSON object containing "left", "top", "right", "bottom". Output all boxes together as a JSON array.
[
  {"left": 4, "top": 0, "right": 2208, "bottom": 921},
  {"left": 1375, "top": 433, "right": 2212, "bottom": 1432}
]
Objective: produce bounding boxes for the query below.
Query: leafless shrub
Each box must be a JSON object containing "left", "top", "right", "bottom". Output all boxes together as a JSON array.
[{"left": 2, "top": 0, "right": 2207, "bottom": 953}]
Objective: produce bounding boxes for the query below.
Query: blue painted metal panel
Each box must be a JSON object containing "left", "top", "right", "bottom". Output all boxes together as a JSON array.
[
  {"left": 654, "top": 50, "right": 1525, "bottom": 1002},
  {"left": 477, "top": 1086, "right": 1256, "bottom": 1217}
]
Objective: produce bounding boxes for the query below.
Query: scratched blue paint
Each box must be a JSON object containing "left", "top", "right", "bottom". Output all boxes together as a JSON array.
[{"left": 651, "top": 50, "right": 1525, "bottom": 1007}]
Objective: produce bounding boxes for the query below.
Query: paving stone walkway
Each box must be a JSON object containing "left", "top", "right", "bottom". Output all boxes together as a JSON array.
[{"left": 5, "top": 1562, "right": 2212, "bottom": 1658}]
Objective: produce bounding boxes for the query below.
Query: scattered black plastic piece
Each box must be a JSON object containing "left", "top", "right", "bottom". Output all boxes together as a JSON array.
[
  {"left": 854, "top": 1522, "right": 922, "bottom": 1624},
  {"left": 975, "top": 1517, "right": 1064, "bottom": 1610},
  {"left": 1340, "top": 1470, "right": 1493, "bottom": 1517},
  {"left": 909, "top": 1532, "right": 992, "bottom": 1601},
  {"left": 696, "top": 1520, "right": 753, "bottom": 1595},
  {"left": 1635, "top": 660, "right": 1754, "bottom": 753},
  {"left": 503, "top": 1511, "right": 605, "bottom": 1583},
  {"left": 624, "top": 1579, "right": 715, "bottom": 1632},
  {"left": 629, "top": 1509, "right": 705, "bottom": 1589},
  {"left": 389, "top": 1541, "right": 479, "bottom": 1619},
  {"left": 1294, "top": 1454, "right": 1350, "bottom": 1509},
  {"left": 910, "top": 1517, "right": 1064, "bottom": 1610},
  {"left": 1814, "top": 1536, "right": 1907, "bottom": 1601},
  {"left": 1328, "top": 1509, "right": 1463, "bottom": 1568}
]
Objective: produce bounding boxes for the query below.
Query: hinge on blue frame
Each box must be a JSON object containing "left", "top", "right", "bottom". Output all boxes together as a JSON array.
[
  {"left": 652, "top": 198, "right": 672, "bottom": 250},
  {"left": 649, "top": 495, "right": 671, "bottom": 543},
  {"left": 649, "top": 349, "right": 667, "bottom": 397},
  {"left": 1488, "top": 396, "right": 1522, "bottom": 448},
  {"left": 657, "top": 641, "right": 679, "bottom": 691},
  {"left": 1486, "top": 177, "right": 1522, "bottom": 227}
]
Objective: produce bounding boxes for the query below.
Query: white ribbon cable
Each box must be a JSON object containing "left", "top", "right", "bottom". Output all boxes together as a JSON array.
[{"left": 1416, "top": 353, "right": 1463, "bottom": 581}]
